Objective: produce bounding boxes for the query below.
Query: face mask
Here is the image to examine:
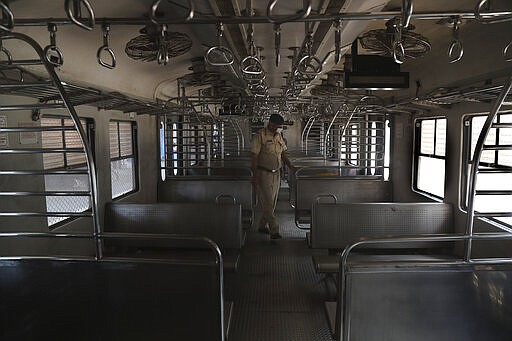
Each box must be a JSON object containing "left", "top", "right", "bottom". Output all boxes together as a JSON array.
[{"left": 276, "top": 128, "right": 283, "bottom": 134}]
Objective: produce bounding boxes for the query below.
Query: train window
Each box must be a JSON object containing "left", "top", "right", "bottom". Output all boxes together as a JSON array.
[
  {"left": 413, "top": 117, "right": 447, "bottom": 198},
  {"left": 109, "top": 121, "right": 138, "bottom": 199},
  {"left": 41, "top": 116, "right": 93, "bottom": 227},
  {"left": 462, "top": 112, "right": 512, "bottom": 227}
]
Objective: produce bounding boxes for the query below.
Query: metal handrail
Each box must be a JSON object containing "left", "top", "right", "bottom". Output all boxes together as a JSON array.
[
  {"left": 0, "top": 31, "right": 101, "bottom": 258},
  {"left": 336, "top": 232, "right": 512, "bottom": 341},
  {"left": 5, "top": 10, "right": 512, "bottom": 26},
  {"left": 464, "top": 74, "right": 512, "bottom": 260}
]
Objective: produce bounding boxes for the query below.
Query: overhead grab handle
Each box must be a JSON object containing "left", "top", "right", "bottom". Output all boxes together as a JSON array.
[
  {"left": 157, "top": 24, "right": 169, "bottom": 65},
  {"left": 0, "top": 0, "right": 14, "bottom": 31},
  {"left": 150, "top": 0, "right": 195, "bottom": 25},
  {"left": 333, "top": 20, "right": 342, "bottom": 64},
  {"left": 401, "top": 0, "right": 413, "bottom": 29},
  {"left": 44, "top": 23, "right": 64, "bottom": 67},
  {"left": 315, "top": 194, "right": 338, "bottom": 204},
  {"left": 97, "top": 24, "right": 116, "bottom": 69},
  {"left": 448, "top": 17, "right": 463, "bottom": 63},
  {"left": 266, "top": 0, "right": 312, "bottom": 24},
  {"left": 475, "top": 0, "right": 512, "bottom": 24},
  {"left": 241, "top": 56, "right": 264, "bottom": 75},
  {"left": 64, "top": 0, "right": 95, "bottom": 31},
  {"left": 0, "top": 40, "right": 13, "bottom": 64},
  {"left": 215, "top": 194, "right": 237, "bottom": 204},
  {"left": 504, "top": 41, "right": 512, "bottom": 62},
  {"left": 274, "top": 24, "right": 281, "bottom": 67},
  {"left": 205, "top": 22, "right": 235, "bottom": 67}
]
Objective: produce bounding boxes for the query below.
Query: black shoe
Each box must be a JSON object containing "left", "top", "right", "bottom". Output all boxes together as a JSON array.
[
  {"left": 270, "top": 233, "right": 282, "bottom": 240},
  {"left": 258, "top": 227, "right": 270, "bottom": 234}
]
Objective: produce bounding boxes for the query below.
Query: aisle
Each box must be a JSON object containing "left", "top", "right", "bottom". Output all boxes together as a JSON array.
[{"left": 224, "top": 187, "right": 334, "bottom": 341}]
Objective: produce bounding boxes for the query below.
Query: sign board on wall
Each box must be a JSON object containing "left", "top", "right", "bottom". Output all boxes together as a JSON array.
[{"left": 19, "top": 122, "right": 38, "bottom": 145}]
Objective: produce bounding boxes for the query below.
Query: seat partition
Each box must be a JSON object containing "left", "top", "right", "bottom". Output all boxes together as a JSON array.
[{"left": 0, "top": 236, "right": 227, "bottom": 341}]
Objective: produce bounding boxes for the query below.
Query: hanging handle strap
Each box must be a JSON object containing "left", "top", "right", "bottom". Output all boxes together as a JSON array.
[
  {"left": 504, "top": 41, "right": 512, "bottom": 62},
  {"left": 401, "top": 0, "right": 413, "bottom": 29},
  {"left": 150, "top": 0, "right": 194, "bottom": 25},
  {"left": 475, "top": 0, "right": 512, "bottom": 24},
  {"left": 97, "top": 24, "right": 116, "bottom": 69},
  {"left": 44, "top": 23, "right": 64, "bottom": 67},
  {"left": 447, "top": 18, "right": 463, "bottom": 63},
  {"left": 205, "top": 23, "right": 235, "bottom": 66},
  {"left": 274, "top": 24, "right": 281, "bottom": 67},
  {"left": 64, "top": 0, "right": 95, "bottom": 31},
  {"left": 0, "top": 40, "right": 13, "bottom": 64},
  {"left": 266, "top": 0, "right": 312, "bottom": 25},
  {"left": 333, "top": 20, "right": 342, "bottom": 64},
  {"left": 0, "top": 0, "right": 14, "bottom": 31}
]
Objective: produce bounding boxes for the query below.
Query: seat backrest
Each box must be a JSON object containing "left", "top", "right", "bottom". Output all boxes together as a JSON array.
[
  {"left": 105, "top": 202, "right": 243, "bottom": 249},
  {"left": 311, "top": 202, "right": 453, "bottom": 249},
  {"left": 158, "top": 178, "right": 254, "bottom": 212},
  {"left": 0, "top": 257, "right": 224, "bottom": 341}
]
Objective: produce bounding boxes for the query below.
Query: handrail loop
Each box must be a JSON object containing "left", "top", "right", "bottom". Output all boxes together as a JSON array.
[
  {"left": 157, "top": 24, "right": 169, "bottom": 65},
  {"left": 297, "top": 33, "right": 322, "bottom": 75},
  {"left": 392, "top": 17, "right": 405, "bottom": 64},
  {"left": 266, "top": 0, "right": 312, "bottom": 25},
  {"left": 215, "top": 194, "right": 237, "bottom": 204},
  {"left": 475, "top": 0, "right": 512, "bottom": 24},
  {"left": 401, "top": 0, "right": 413, "bottom": 29},
  {"left": 315, "top": 194, "right": 337, "bottom": 204},
  {"left": 333, "top": 20, "right": 342, "bottom": 64},
  {"left": 43, "top": 23, "right": 64, "bottom": 67},
  {"left": 240, "top": 55, "right": 264, "bottom": 75},
  {"left": 0, "top": 39, "right": 13, "bottom": 64},
  {"left": 205, "top": 22, "right": 235, "bottom": 66},
  {"left": 274, "top": 24, "right": 281, "bottom": 67},
  {"left": 0, "top": 0, "right": 14, "bottom": 32},
  {"left": 503, "top": 41, "right": 512, "bottom": 62},
  {"left": 150, "top": 0, "right": 195, "bottom": 25},
  {"left": 448, "top": 17, "right": 463, "bottom": 63},
  {"left": 64, "top": 0, "right": 95, "bottom": 31},
  {"left": 97, "top": 24, "right": 116, "bottom": 69}
]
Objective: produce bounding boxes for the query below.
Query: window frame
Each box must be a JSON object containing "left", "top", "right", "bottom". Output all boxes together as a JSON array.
[
  {"left": 109, "top": 120, "right": 139, "bottom": 200},
  {"left": 41, "top": 115, "right": 94, "bottom": 229},
  {"left": 412, "top": 116, "right": 447, "bottom": 199}
]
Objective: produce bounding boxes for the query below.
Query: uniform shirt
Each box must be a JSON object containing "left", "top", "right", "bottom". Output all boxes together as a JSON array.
[{"left": 251, "top": 127, "right": 287, "bottom": 170}]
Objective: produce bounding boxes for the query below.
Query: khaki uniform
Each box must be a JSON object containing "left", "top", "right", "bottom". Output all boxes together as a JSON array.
[{"left": 251, "top": 128, "right": 287, "bottom": 234}]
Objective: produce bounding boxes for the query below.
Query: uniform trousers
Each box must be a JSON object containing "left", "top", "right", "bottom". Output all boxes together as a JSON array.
[{"left": 255, "top": 169, "right": 281, "bottom": 234}]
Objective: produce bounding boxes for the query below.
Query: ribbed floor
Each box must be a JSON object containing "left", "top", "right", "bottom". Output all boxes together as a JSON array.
[{"left": 224, "top": 187, "right": 334, "bottom": 341}]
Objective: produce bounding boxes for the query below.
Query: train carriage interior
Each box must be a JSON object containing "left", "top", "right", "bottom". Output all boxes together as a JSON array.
[{"left": 1, "top": 0, "right": 512, "bottom": 340}]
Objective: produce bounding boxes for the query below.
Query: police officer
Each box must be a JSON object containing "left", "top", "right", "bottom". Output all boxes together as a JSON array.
[{"left": 251, "top": 114, "right": 296, "bottom": 239}]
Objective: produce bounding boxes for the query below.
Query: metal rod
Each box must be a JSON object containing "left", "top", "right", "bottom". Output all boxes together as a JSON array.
[
  {"left": 0, "top": 212, "right": 93, "bottom": 217},
  {"left": 4, "top": 11, "right": 512, "bottom": 26},
  {"left": 0, "top": 126, "right": 76, "bottom": 132},
  {"left": 0, "top": 103, "right": 66, "bottom": 110},
  {"left": 0, "top": 191, "right": 91, "bottom": 196},
  {"left": 0, "top": 148, "right": 84, "bottom": 153},
  {"left": 0, "top": 170, "right": 89, "bottom": 175}
]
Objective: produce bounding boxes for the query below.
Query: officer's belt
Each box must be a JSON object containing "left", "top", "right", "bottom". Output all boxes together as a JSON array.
[{"left": 257, "top": 166, "right": 279, "bottom": 173}]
